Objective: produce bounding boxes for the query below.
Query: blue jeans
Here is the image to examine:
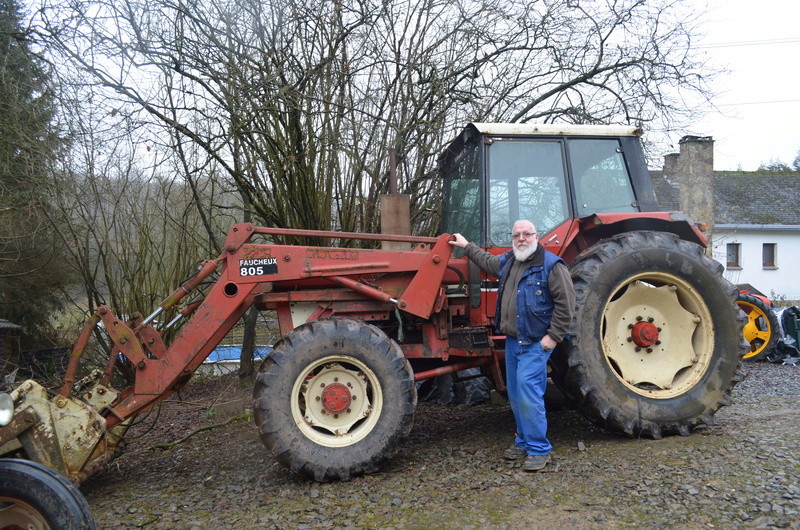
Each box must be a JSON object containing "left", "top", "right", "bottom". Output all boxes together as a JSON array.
[{"left": 505, "top": 339, "right": 552, "bottom": 455}]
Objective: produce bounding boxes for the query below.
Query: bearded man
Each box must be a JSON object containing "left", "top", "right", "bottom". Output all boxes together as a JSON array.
[{"left": 449, "top": 220, "right": 575, "bottom": 472}]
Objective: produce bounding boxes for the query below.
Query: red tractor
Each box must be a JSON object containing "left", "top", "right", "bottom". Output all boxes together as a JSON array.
[{"left": 0, "top": 124, "right": 744, "bottom": 504}]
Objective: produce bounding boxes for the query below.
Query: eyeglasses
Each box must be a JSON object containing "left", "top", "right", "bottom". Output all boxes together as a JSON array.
[{"left": 510, "top": 232, "right": 537, "bottom": 240}]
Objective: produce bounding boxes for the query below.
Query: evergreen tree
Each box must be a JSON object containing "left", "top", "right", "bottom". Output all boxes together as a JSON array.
[
  {"left": 757, "top": 159, "right": 792, "bottom": 173},
  {"left": 0, "top": 0, "right": 68, "bottom": 349}
]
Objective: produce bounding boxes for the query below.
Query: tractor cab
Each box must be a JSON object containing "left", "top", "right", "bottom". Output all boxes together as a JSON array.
[{"left": 438, "top": 123, "right": 661, "bottom": 250}]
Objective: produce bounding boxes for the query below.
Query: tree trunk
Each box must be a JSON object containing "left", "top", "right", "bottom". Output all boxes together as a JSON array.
[{"left": 238, "top": 305, "right": 258, "bottom": 380}]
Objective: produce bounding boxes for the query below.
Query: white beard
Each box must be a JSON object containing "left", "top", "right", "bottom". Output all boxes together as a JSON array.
[{"left": 513, "top": 242, "right": 537, "bottom": 261}]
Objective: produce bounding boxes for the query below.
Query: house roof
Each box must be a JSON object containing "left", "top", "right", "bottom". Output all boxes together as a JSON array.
[
  {"left": 649, "top": 170, "right": 680, "bottom": 210},
  {"left": 650, "top": 171, "right": 800, "bottom": 225}
]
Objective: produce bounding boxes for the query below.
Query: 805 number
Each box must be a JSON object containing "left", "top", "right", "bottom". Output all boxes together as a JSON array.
[{"left": 240, "top": 266, "right": 265, "bottom": 277}]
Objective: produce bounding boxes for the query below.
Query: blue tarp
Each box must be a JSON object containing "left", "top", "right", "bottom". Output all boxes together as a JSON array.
[{"left": 206, "top": 345, "right": 272, "bottom": 363}]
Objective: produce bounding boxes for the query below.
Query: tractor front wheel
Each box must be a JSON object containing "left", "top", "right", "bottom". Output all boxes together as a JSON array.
[
  {"left": 0, "top": 458, "right": 96, "bottom": 530},
  {"left": 560, "top": 231, "right": 745, "bottom": 438},
  {"left": 253, "top": 318, "right": 416, "bottom": 481}
]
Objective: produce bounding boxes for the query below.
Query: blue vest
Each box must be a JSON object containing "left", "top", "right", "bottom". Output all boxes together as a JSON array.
[{"left": 495, "top": 249, "right": 564, "bottom": 344}]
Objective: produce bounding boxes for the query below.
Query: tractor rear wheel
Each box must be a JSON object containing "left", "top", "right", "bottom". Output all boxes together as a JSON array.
[
  {"left": 560, "top": 231, "right": 745, "bottom": 438},
  {"left": 253, "top": 318, "right": 416, "bottom": 481},
  {"left": 0, "top": 458, "right": 96, "bottom": 530},
  {"left": 737, "top": 292, "right": 780, "bottom": 361}
]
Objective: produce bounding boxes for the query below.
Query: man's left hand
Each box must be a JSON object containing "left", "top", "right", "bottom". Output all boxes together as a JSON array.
[{"left": 541, "top": 335, "right": 557, "bottom": 351}]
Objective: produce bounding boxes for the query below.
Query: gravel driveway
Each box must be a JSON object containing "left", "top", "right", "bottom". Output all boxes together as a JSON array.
[{"left": 83, "top": 362, "right": 800, "bottom": 529}]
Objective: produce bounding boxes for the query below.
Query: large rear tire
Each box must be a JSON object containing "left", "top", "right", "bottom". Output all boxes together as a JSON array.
[
  {"left": 737, "top": 292, "right": 780, "bottom": 361},
  {"left": 253, "top": 318, "right": 416, "bottom": 481},
  {"left": 0, "top": 458, "right": 96, "bottom": 530},
  {"left": 560, "top": 231, "right": 745, "bottom": 438}
]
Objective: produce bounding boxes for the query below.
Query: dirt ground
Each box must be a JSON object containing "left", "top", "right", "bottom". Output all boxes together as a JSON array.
[{"left": 82, "top": 363, "right": 800, "bottom": 529}]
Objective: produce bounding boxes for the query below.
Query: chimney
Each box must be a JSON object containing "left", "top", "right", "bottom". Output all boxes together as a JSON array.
[
  {"left": 663, "top": 152, "right": 680, "bottom": 183},
  {"left": 676, "top": 135, "right": 715, "bottom": 247}
]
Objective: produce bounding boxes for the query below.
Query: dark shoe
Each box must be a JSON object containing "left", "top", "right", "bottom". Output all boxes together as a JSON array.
[
  {"left": 522, "top": 454, "right": 551, "bottom": 472},
  {"left": 503, "top": 445, "right": 527, "bottom": 460}
]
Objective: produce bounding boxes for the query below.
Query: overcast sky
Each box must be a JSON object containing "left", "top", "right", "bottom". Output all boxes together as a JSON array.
[{"left": 666, "top": 0, "right": 800, "bottom": 171}]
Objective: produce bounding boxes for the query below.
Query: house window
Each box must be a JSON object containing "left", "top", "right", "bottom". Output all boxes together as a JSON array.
[
  {"left": 763, "top": 243, "right": 776, "bottom": 268},
  {"left": 726, "top": 243, "right": 741, "bottom": 268}
]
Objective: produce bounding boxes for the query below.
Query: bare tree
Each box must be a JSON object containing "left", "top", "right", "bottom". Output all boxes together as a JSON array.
[
  {"left": 48, "top": 79, "right": 236, "bottom": 349},
  {"left": 20, "top": 0, "right": 718, "bottom": 380},
  {"left": 35, "top": 0, "right": 713, "bottom": 238}
]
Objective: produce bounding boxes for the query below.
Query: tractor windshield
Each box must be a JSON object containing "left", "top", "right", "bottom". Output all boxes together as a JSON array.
[{"left": 486, "top": 139, "right": 570, "bottom": 247}]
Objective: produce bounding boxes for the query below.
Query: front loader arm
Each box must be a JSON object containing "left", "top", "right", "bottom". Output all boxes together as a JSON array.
[
  {"left": 106, "top": 224, "right": 455, "bottom": 423},
  {"left": 0, "top": 223, "right": 456, "bottom": 484}
]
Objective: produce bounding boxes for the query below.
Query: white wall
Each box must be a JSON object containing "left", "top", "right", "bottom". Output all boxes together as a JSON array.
[{"left": 711, "top": 226, "right": 800, "bottom": 300}]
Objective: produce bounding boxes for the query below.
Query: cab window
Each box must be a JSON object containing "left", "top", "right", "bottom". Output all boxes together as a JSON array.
[
  {"left": 487, "top": 139, "right": 570, "bottom": 246},
  {"left": 568, "top": 138, "right": 637, "bottom": 217}
]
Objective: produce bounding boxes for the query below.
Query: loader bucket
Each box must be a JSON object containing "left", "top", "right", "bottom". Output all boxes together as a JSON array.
[{"left": 0, "top": 372, "right": 128, "bottom": 485}]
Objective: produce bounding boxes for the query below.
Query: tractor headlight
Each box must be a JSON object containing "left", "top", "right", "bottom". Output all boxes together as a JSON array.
[{"left": 0, "top": 393, "right": 13, "bottom": 427}]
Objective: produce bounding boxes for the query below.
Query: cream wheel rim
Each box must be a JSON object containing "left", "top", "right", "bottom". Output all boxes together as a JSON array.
[
  {"left": 601, "top": 272, "right": 714, "bottom": 399},
  {"left": 290, "top": 355, "right": 382, "bottom": 447}
]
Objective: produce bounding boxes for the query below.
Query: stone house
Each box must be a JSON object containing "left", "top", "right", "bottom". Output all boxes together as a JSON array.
[{"left": 650, "top": 137, "right": 800, "bottom": 300}]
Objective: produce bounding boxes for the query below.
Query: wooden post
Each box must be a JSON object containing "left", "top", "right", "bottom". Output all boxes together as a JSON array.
[{"left": 381, "top": 148, "right": 411, "bottom": 250}]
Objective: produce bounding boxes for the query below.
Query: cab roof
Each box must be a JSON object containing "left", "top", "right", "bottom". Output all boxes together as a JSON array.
[
  {"left": 438, "top": 122, "right": 643, "bottom": 168},
  {"left": 468, "top": 122, "right": 642, "bottom": 137}
]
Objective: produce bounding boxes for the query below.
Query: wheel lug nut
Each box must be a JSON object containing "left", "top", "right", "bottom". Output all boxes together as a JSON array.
[
  {"left": 647, "top": 317, "right": 654, "bottom": 323},
  {"left": 627, "top": 323, "right": 634, "bottom": 329},
  {"left": 635, "top": 347, "right": 642, "bottom": 352},
  {"left": 646, "top": 348, "right": 653, "bottom": 353},
  {"left": 316, "top": 396, "right": 321, "bottom": 401},
  {"left": 627, "top": 337, "right": 633, "bottom": 342},
  {"left": 655, "top": 340, "right": 661, "bottom": 345},
  {"left": 636, "top": 316, "right": 643, "bottom": 321}
]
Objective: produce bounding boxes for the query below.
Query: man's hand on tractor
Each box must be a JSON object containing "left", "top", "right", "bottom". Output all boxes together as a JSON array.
[{"left": 449, "top": 233, "right": 468, "bottom": 248}]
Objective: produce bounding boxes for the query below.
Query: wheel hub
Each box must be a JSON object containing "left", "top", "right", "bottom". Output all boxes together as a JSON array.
[
  {"left": 297, "top": 361, "right": 374, "bottom": 441},
  {"left": 321, "top": 383, "right": 352, "bottom": 413},
  {"left": 630, "top": 320, "right": 659, "bottom": 347}
]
